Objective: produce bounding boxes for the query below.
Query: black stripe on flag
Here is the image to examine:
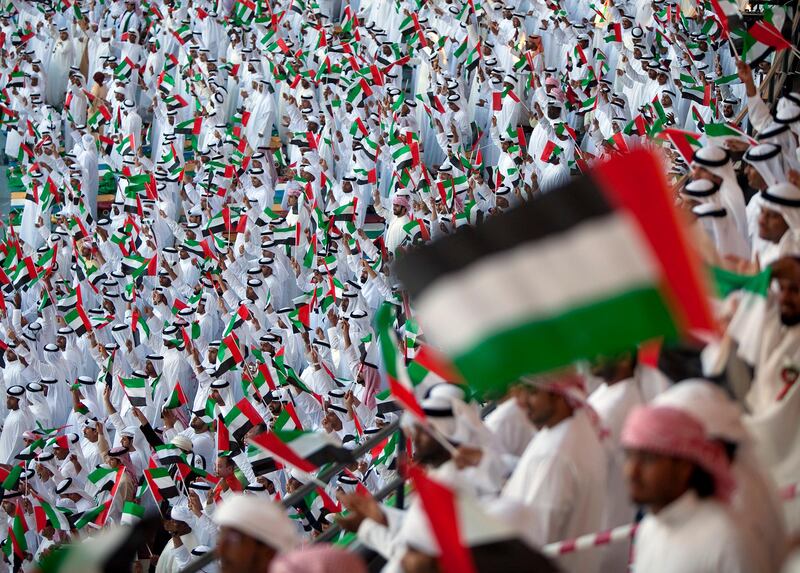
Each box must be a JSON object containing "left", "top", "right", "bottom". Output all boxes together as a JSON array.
[
  {"left": 681, "top": 89, "right": 705, "bottom": 105},
  {"left": 306, "top": 444, "right": 356, "bottom": 467},
  {"left": 250, "top": 456, "right": 278, "bottom": 476},
  {"left": 395, "top": 175, "right": 613, "bottom": 298}
]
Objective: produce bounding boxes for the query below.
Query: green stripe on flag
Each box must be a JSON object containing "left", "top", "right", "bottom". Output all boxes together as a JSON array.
[{"left": 452, "top": 287, "right": 677, "bottom": 396}]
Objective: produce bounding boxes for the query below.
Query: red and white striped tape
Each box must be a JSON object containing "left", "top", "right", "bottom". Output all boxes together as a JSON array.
[
  {"left": 543, "top": 481, "right": 800, "bottom": 556},
  {"left": 542, "top": 523, "right": 638, "bottom": 557}
]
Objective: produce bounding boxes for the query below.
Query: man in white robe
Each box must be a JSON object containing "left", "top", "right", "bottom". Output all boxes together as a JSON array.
[
  {"left": 587, "top": 353, "right": 644, "bottom": 572},
  {"left": 45, "top": 27, "right": 74, "bottom": 108},
  {"left": 77, "top": 133, "right": 99, "bottom": 217},
  {"left": 502, "top": 374, "right": 607, "bottom": 573},
  {"left": 621, "top": 404, "right": 761, "bottom": 572},
  {"left": 372, "top": 192, "right": 411, "bottom": 255},
  {"left": 0, "top": 386, "right": 33, "bottom": 464}
]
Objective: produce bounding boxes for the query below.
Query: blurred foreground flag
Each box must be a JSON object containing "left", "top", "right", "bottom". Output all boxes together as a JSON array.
[{"left": 396, "top": 149, "right": 715, "bottom": 396}]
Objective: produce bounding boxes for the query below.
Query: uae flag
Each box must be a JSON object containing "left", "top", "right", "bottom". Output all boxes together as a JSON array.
[
  {"left": 376, "top": 303, "right": 427, "bottom": 420},
  {"left": 15, "top": 438, "right": 44, "bottom": 461},
  {"left": 73, "top": 501, "right": 111, "bottom": 530},
  {"left": 732, "top": 7, "right": 791, "bottom": 65},
  {"left": 114, "top": 57, "right": 136, "bottom": 80},
  {"left": 87, "top": 104, "right": 112, "bottom": 128},
  {"left": 120, "top": 376, "right": 147, "bottom": 407},
  {"left": 87, "top": 466, "right": 121, "bottom": 494},
  {"left": 164, "top": 382, "right": 188, "bottom": 410},
  {"left": 332, "top": 200, "right": 357, "bottom": 222},
  {"left": 64, "top": 302, "right": 92, "bottom": 336},
  {"left": 11, "top": 256, "right": 37, "bottom": 290},
  {"left": 144, "top": 467, "right": 179, "bottom": 502},
  {"left": 395, "top": 149, "right": 714, "bottom": 396},
  {"left": 33, "top": 497, "right": 71, "bottom": 531},
  {"left": 273, "top": 225, "right": 297, "bottom": 246},
  {"left": 540, "top": 140, "right": 563, "bottom": 163},
  {"left": 250, "top": 429, "right": 354, "bottom": 474},
  {"left": 404, "top": 219, "right": 431, "bottom": 245},
  {"left": 120, "top": 501, "right": 145, "bottom": 526},
  {"left": 389, "top": 136, "right": 413, "bottom": 171},
  {"left": 246, "top": 443, "right": 278, "bottom": 476},
  {"left": 121, "top": 253, "right": 153, "bottom": 277},
  {"left": 703, "top": 123, "right": 756, "bottom": 144},
  {"left": 658, "top": 128, "right": 703, "bottom": 163},
  {"left": 273, "top": 402, "right": 304, "bottom": 431},
  {"left": 409, "top": 466, "right": 477, "bottom": 573},
  {"left": 2, "top": 506, "right": 27, "bottom": 559},
  {"left": 222, "top": 397, "right": 264, "bottom": 442},
  {"left": 215, "top": 334, "right": 244, "bottom": 376},
  {"left": 172, "top": 25, "right": 192, "bottom": 45},
  {"left": 175, "top": 116, "right": 203, "bottom": 135},
  {"left": 233, "top": 0, "right": 255, "bottom": 23},
  {"left": 223, "top": 303, "right": 250, "bottom": 337},
  {"left": 252, "top": 362, "right": 278, "bottom": 393},
  {"left": 154, "top": 443, "right": 185, "bottom": 466},
  {"left": 709, "top": 0, "right": 740, "bottom": 35},
  {"left": 158, "top": 72, "right": 175, "bottom": 96},
  {"left": 604, "top": 22, "right": 622, "bottom": 42},
  {"left": 116, "top": 134, "right": 135, "bottom": 156}
]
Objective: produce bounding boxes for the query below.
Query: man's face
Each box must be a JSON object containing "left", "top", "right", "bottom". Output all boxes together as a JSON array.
[
  {"left": 690, "top": 166, "right": 722, "bottom": 184},
  {"left": 36, "top": 464, "right": 53, "bottom": 481},
  {"left": 60, "top": 31, "right": 68, "bottom": 41},
  {"left": 268, "top": 401, "right": 282, "bottom": 417},
  {"left": 410, "top": 425, "right": 448, "bottom": 466},
  {"left": 83, "top": 427, "right": 98, "bottom": 442},
  {"left": 6, "top": 396, "right": 18, "bottom": 410},
  {"left": 517, "top": 387, "right": 557, "bottom": 427},
  {"left": 121, "top": 435, "right": 133, "bottom": 450},
  {"left": 778, "top": 277, "right": 800, "bottom": 326},
  {"left": 745, "top": 164, "right": 766, "bottom": 190},
  {"left": 190, "top": 416, "right": 206, "bottom": 431},
  {"left": 624, "top": 450, "right": 693, "bottom": 510},
  {"left": 723, "top": 104, "right": 734, "bottom": 119},
  {"left": 758, "top": 207, "right": 788, "bottom": 243},
  {"left": 216, "top": 457, "right": 233, "bottom": 477},
  {"left": 393, "top": 205, "right": 406, "bottom": 217},
  {"left": 322, "top": 410, "right": 343, "bottom": 432},
  {"left": 217, "top": 526, "right": 276, "bottom": 573}
]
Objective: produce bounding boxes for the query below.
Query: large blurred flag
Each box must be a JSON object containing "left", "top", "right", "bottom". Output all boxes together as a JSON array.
[{"left": 396, "top": 149, "right": 715, "bottom": 396}]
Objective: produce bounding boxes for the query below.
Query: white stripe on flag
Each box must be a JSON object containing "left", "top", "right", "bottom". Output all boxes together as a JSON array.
[{"left": 415, "top": 215, "right": 660, "bottom": 355}]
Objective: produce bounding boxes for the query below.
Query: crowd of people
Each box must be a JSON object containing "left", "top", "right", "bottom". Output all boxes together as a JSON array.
[{"left": 0, "top": 0, "right": 797, "bottom": 571}]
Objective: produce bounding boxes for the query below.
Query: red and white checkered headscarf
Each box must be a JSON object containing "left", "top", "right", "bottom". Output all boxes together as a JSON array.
[
  {"left": 522, "top": 372, "right": 608, "bottom": 438},
  {"left": 622, "top": 405, "right": 736, "bottom": 502}
]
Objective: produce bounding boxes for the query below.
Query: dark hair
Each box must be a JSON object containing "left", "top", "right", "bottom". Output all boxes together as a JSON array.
[
  {"left": 688, "top": 465, "right": 716, "bottom": 499},
  {"left": 93, "top": 72, "right": 105, "bottom": 85}
]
